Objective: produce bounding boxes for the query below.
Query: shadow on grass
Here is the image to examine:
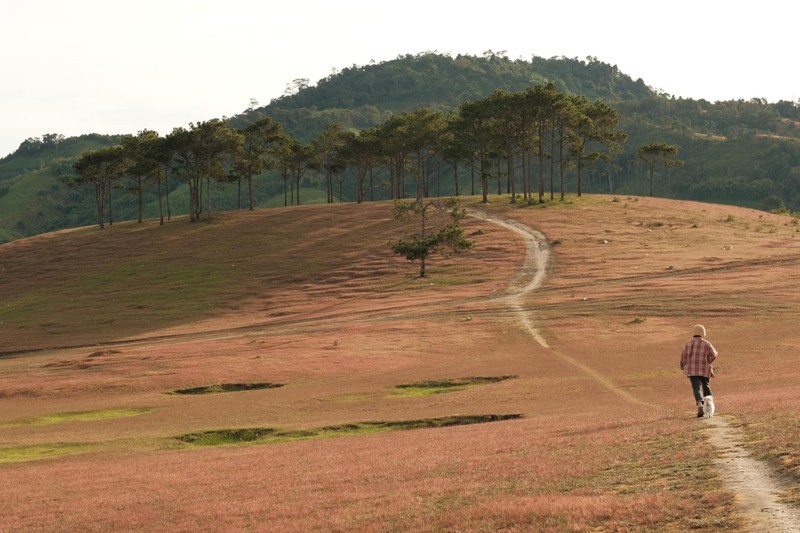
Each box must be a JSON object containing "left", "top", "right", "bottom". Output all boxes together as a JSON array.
[
  {"left": 169, "top": 383, "right": 284, "bottom": 395},
  {"left": 177, "top": 414, "right": 523, "bottom": 447},
  {"left": 393, "top": 376, "right": 517, "bottom": 397}
]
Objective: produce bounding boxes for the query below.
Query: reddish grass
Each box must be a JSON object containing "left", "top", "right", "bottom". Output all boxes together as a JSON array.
[
  {"left": 2, "top": 195, "right": 799, "bottom": 530},
  {"left": 1, "top": 415, "right": 735, "bottom": 532}
]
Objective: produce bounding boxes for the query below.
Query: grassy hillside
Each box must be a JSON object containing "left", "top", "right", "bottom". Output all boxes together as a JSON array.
[
  {"left": 0, "top": 202, "right": 417, "bottom": 353},
  {"left": 0, "top": 134, "right": 121, "bottom": 242},
  {"left": 2, "top": 196, "right": 800, "bottom": 530}
]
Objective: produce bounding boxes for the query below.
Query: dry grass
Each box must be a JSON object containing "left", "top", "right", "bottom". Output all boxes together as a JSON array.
[
  {"left": 2, "top": 194, "right": 800, "bottom": 531},
  {"left": 1, "top": 414, "right": 737, "bottom": 531}
]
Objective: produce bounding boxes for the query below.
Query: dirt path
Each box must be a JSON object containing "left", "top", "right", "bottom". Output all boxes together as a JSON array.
[
  {"left": 470, "top": 208, "right": 800, "bottom": 532},
  {"left": 468, "top": 209, "right": 550, "bottom": 346},
  {"left": 705, "top": 417, "right": 800, "bottom": 532},
  {"left": 469, "top": 208, "right": 648, "bottom": 406}
]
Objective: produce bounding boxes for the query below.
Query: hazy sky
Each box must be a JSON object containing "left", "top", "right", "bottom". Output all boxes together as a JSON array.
[{"left": 1, "top": 0, "right": 797, "bottom": 158}]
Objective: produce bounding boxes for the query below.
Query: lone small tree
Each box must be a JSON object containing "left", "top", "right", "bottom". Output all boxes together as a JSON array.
[
  {"left": 637, "top": 142, "right": 683, "bottom": 196},
  {"left": 390, "top": 197, "right": 474, "bottom": 278}
]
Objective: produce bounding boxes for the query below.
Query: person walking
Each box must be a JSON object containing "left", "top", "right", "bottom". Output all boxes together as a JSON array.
[{"left": 680, "top": 324, "right": 718, "bottom": 417}]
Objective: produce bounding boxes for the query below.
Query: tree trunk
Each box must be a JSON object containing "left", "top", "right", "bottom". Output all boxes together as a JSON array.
[
  {"left": 480, "top": 155, "right": 489, "bottom": 204},
  {"left": 538, "top": 155, "right": 545, "bottom": 204},
  {"left": 206, "top": 176, "right": 212, "bottom": 220},
  {"left": 157, "top": 176, "right": 164, "bottom": 226},
  {"left": 507, "top": 147, "right": 516, "bottom": 203},
  {"left": 523, "top": 150, "right": 531, "bottom": 204},
  {"left": 470, "top": 162, "right": 475, "bottom": 196},
  {"left": 436, "top": 160, "right": 441, "bottom": 197},
  {"left": 538, "top": 123, "right": 545, "bottom": 203},
  {"left": 558, "top": 132, "right": 565, "bottom": 201},
  {"left": 356, "top": 168, "right": 366, "bottom": 203},
  {"left": 107, "top": 181, "right": 114, "bottom": 226},
  {"left": 369, "top": 168, "right": 375, "bottom": 201},
  {"left": 95, "top": 183, "right": 105, "bottom": 230},
  {"left": 137, "top": 176, "right": 144, "bottom": 223},
  {"left": 189, "top": 176, "right": 200, "bottom": 223},
  {"left": 548, "top": 157, "right": 554, "bottom": 200},
  {"left": 189, "top": 182, "right": 196, "bottom": 222},
  {"left": 419, "top": 206, "right": 427, "bottom": 277},
  {"left": 197, "top": 176, "right": 203, "bottom": 217},
  {"left": 165, "top": 172, "right": 172, "bottom": 221}
]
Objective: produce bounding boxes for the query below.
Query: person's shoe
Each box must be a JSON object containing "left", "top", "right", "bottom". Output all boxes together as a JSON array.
[{"left": 696, "top": 403, "right": 704, "bottom": 418}]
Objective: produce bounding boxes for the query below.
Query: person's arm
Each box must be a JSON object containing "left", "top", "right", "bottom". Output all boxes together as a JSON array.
[{"left": 706, "top": 342, "right": 718, "bottom": 364}]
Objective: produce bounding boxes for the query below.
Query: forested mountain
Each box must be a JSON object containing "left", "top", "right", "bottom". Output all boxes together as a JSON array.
[
  {"left": 2, "top": 52, "right": 799, "bottom": 243},
  {"left": 234, "top": 52, "right": 652, "bottom": 141}
]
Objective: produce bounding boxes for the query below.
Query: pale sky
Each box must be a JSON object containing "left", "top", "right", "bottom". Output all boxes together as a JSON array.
[{"left": 1, "top": 0, "right": 797, "bottom": 158}]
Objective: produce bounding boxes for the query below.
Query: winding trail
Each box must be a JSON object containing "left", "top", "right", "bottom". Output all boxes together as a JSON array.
[
  {"left": 468, "top": 208, "right": 647, "bottom": 407},
  {"left": 469, "top": 207, "right": 800, "bottom": 532}
]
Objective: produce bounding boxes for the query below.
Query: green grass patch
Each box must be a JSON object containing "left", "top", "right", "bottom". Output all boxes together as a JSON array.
[
  {"left": 0, "top": 443, "right": 89, "bottom": 464},
  {"left": 1, "top": 261, "right": 231, "bottom": 328},
  {"left": 330, "top": 392, "right": 379, "bottom": 403},
  {"left": 260, "top": 187, "right": 328, "bottom": 208},
  {"left": 73, "top": 262, "right": 232, "bottom": 311},
  {"left": 506, "top": 194, "right": 608, "bottom": 210},
  {"left": 392, "top": 375, "right": 517, "bottom": 397},
  {"left": 0, "top": 408, "right": 152, "bottom": 428},
  {"left": 0, "top": 227, "right": 22, "bottom": 244},
  {"left": 170, "top": 383, "right": 284, "bottom": 395},
  {"left": 178, "top": 414, "right": 523, "bottom": 447}
]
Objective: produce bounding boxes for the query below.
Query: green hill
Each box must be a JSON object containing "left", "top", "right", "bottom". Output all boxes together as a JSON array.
[
  {"left": 236, "top": 53, "right": 652, "bottom": 141},
  {"left": 2, "top": 52, "right": 799, "bottom": 243},
  {"left": 0, "top": 134, "right": 121, "bottom": 242}
]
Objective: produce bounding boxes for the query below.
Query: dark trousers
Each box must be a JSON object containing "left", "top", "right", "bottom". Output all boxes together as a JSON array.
[{"left": 689, "top": 375, "right": 712, "bottom": 404}]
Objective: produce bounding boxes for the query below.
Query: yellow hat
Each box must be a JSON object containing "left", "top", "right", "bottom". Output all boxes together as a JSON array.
[{"left": 693, "top": 324, "right": 706, "bottom": 337}]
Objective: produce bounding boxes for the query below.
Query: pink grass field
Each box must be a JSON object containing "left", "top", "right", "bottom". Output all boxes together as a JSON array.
[{"left": 1, "top": 196, "right": 799, "bottom": 531}]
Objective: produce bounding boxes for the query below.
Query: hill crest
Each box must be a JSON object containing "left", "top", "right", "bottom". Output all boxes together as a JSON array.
[{"left": 3, "top": 193, "right": 797, "bottom": 355}]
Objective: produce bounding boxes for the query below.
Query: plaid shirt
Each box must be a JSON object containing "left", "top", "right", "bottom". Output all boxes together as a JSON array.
[{"left": 680, "top": 336, "right": 718, "bottom": 377}]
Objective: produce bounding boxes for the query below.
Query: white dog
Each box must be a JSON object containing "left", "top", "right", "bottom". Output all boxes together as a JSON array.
[{"left": 703, "top": 396, "right": 715, "bottom": 418}]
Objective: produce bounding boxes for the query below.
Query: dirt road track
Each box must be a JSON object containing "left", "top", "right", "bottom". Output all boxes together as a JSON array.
[
  {"left": 470, "top": 207, "right": 800, "bottom": 532},
  {"left": 468, "top": 208, "right": 648, "bottom": 407},
  {"left": 705, "top": 417, "right": 800, "bottom": 532}
]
